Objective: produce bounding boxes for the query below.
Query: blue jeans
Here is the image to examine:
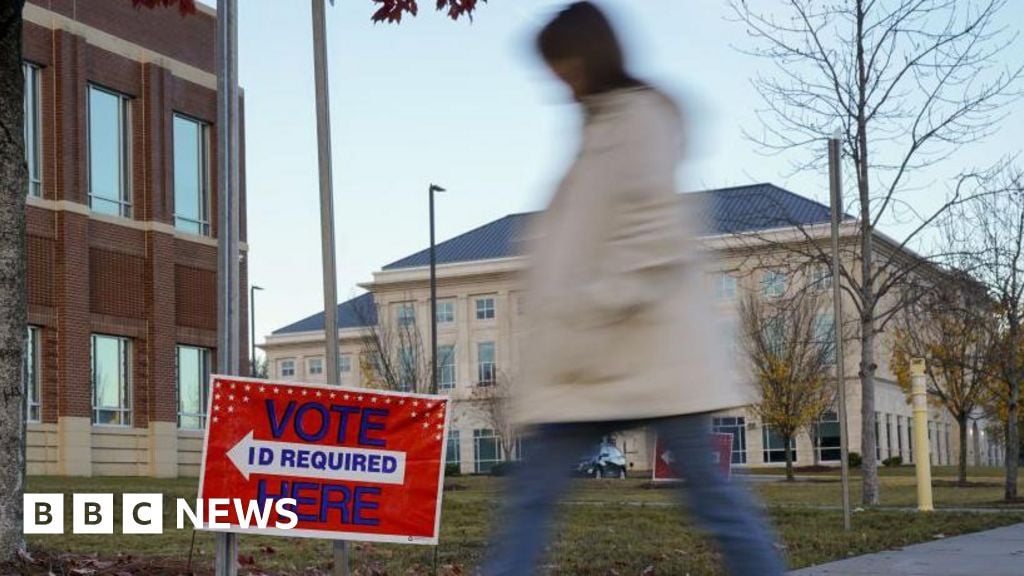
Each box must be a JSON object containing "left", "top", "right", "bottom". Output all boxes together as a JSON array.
[{"left": 479, "top": 413, "right": 786, "bottom": 575}]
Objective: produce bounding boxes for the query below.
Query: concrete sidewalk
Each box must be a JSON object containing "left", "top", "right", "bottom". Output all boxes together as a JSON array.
[{"left": 790, "top": 522, "right": 1024, "bottom": 575}]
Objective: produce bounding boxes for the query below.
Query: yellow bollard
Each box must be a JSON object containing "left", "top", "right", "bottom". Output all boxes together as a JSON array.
[{"left": 911, "top": 358, "right": 933, "bottom": 512}]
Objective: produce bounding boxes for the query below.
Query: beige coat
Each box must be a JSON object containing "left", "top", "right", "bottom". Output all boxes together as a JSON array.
[{"left": 516, "top": 87, "right": 748, "bottom": 425}]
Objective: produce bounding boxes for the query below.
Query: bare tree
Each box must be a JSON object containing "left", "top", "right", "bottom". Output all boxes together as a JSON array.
[
  {"left": 890, "top": 274, "right": 997, "bottom": 485},
  {"left": 740, "top": 290, "right": 837, "bottom": 481},
  {"left": 350, "top": 294, "right": 459, "bottom": 397},
  {"left": 942, "top": 165, "right": 1024, "bottom": 500},
  {"left": 729, "top": 0, "right": 1023, "bottom": 504},
  {"left": 469, "top": 369, "right": 519, "bottom": 466}
]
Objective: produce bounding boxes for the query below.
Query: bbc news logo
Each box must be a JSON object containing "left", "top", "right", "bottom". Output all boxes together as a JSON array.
[{"left": 24, "top": 494, "right": 298, "bottom": 534}]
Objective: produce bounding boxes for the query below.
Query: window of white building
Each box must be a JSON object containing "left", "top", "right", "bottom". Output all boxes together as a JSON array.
[
  {"left": 473, "top": 428, "right": 502, "bottom": 473},
  {"left": 712, "top": 416, "right": 747, "bottom": 464}
]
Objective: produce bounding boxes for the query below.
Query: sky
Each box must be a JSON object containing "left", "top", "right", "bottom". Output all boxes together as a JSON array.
[{"left": 204, "top": 0, "right": 1024, "bottom": 352}]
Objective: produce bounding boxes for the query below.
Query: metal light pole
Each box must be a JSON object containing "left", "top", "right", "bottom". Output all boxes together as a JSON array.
[
  {"left": 311, "top": 1, "right": 347, "bottom": 574},
  {"left": 250, "top": 285, "right": 263, "bottom": 375},
  {"left": 828, "top": 131, "right": 852, "bottom": 531},
  {"left": 429, "top": 184, "right": 445, "bottom": 395},
  {"left": 215, "top": 0, "right": 241, "bottom": 573}
]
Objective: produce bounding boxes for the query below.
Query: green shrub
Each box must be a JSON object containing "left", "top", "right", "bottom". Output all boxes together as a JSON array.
[
  {"left": 882, "top": 456, "right": 903, "bottom": 467},
  {"left": 445, "top": 463, "right": 461, "bottom": 477},
  {"left": 848, "top": 451, "right": 862, "bottom": 468}
]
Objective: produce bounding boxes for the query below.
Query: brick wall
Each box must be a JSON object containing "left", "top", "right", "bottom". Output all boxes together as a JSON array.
[{"left": 23, "top": 1, "right": 248, "bottom": 436}]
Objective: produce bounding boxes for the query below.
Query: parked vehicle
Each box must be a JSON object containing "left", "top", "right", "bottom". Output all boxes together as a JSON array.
[{"left": 576, "top": 443, "right": 628, "bottom": 479}]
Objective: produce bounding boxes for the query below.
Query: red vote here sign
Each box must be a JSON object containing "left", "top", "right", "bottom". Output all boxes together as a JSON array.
[
  {"left": 652, "top": 432, "right": 733, "bottom": 481},
  {"left": 198, "top": 376, "right": 450, "bottom": 544}
]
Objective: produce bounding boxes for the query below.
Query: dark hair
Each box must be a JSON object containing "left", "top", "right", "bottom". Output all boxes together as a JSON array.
[{"left": 536, "top": 2, "right": 643, "bottom": 96}]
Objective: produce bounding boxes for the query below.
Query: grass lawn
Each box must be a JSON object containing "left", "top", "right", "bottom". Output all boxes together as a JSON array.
[{"left": 17, "top": 470, "right": 1024, "bottom": 576}]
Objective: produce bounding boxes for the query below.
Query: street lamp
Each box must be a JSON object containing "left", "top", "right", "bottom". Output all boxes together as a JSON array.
[
  {"left": 429, "top": 183, "right": 446, "bottom": 395},
  {"left": 250, "top": 285, "right": 263, "bottom": 376}
]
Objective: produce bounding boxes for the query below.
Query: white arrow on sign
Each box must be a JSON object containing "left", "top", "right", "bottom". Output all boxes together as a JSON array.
[
  {"left": 660, "top": 451, "right": 675, "bottom": 465},
  {"left": 226, "top": 431, "right": 407, "bottom": 484}
]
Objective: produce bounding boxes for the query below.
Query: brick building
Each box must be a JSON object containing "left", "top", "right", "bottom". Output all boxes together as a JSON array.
[{"left": 21, "top": 0, "right": 247, "bottom": 477}]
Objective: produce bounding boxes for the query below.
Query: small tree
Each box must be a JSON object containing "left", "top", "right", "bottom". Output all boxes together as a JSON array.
[
  {"left": 891, "top": 276, "right": 996, "bottom": 484},
  {"left": 469, "top": 369, "right": 518, "bottom": 465},
  {"left": 943, "top": 164, "right": 1024, "bottom": 500},
  {"left": 741, "top": 290, "right": 837, "bottom": 481}
]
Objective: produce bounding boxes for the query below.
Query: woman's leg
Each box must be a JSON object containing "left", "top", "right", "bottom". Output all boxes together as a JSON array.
[
  {"left": 479, "top": 422, "right": 603, "bottom": 576},
  {"left": 653, "top": 413, "right": 786, "bottom": 576}
]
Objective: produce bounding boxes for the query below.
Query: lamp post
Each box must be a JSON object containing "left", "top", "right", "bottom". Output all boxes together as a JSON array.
[
  {"left": 250, "top": 285, "right": 263, "bottom": 375},
  {"left": 309, "top": 1, "right": 346, "bottom": 573},
  {"left": 429, "top": 184, "right": 446, "bottom": 395},
  {"left": 215, "top": 0, "right": 241, "bottom": 573},
  {"left": 828, "top": 131, "right": 852, "bottom": 531}
]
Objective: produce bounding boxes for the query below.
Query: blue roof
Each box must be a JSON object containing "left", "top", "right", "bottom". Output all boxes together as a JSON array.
[
  {"left": 272, "top": 184, "right": 838, "bottom": 334},
  {"left": 696, "top": 183, "right": 836, "bottom": 235},
  {"left": 382, "top": 183, "right": 834, "bottom": 270},
  {"left": 271, "top": 292, "right": 377, "bottom": 335}
]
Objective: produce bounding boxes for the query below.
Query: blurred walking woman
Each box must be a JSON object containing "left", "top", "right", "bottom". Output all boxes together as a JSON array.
[{"left": 480, "top": 3, "right": 785, "bottom": 575}]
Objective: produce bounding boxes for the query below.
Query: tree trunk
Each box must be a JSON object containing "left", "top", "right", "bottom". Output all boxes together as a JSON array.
[
  {"left": 784, "top": 433, "right": 795, "bottom": 482},
  {"left": 853, "top": 0, "right": 880, "bottom": 507},
  {"left": 958, "top": 413, "right": 969, "bottom": 486},
  {"left": 859, "top": 312, "right": 880, "bottom": 504},
  {"left": 0, "top": 0, "right": 28, "bottom": 564},
  {"left": 811, "top": 425, "right": 821, "bottom": 467},
  {"left": 1007, "top": 372, "right": 1020, "bottom": 501}
]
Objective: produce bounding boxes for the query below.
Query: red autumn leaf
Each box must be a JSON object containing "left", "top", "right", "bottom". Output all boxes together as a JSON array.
[
  {"left": 131, "top": 0, "right": 196, "bottom": 15},
  {"left": 374, "top": 0, "right": 482, "bottom": 23}
]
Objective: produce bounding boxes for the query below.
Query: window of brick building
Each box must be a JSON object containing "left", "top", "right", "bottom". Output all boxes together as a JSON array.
[
  {"left": 88, "top": 85, "right": 132, "bottom": 218},
  {"left": 173, "top": 114, "right": 210, "bottom": 235},
  {"left": 23, "top": 63, "right": 41, "bottom": 197},
  {"left": 177, "top": 345, "right": 211, "bottom": 430},
  {"left": 25, "top": 326, "right": 40, "bottom": 423},
  {"left": 92, "top": 334, "right": 131, "bottom": 426}
]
